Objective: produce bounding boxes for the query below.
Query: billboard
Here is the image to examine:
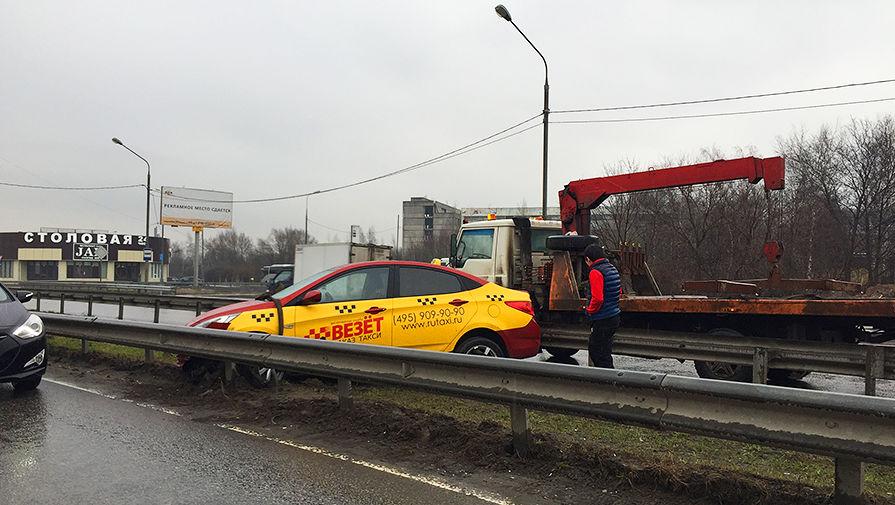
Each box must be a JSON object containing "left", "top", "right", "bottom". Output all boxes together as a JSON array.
[{"left": 160, "top": 187, "right": 233, "bottom": 229}]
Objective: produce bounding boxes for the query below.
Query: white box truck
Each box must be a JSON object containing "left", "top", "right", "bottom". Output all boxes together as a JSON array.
[{"left": 293, "top": 242, "right": 392, "bottom": 283}]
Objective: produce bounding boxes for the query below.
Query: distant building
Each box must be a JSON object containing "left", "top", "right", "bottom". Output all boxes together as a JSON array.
[
  {"left": 401, "top": 197, "right": 462, "bottom": 252},
  {"left": 461, "top": 206, "right": 561, "bottom": 223},
  {"left": 0, "top": 230, "right": 169, "bottom": 283}
]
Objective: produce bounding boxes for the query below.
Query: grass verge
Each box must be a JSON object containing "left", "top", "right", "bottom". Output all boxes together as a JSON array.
[{"left": 48, "top": 335, "right": 177, "bottom": 365}]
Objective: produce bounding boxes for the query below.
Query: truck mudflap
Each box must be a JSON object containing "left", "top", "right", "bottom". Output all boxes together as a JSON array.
[
  {"left": 548, "top": 251, "right": 583, "bottom": 312},
  {"left": 498, "top": 319, "right": 542, "bottom": 358}
]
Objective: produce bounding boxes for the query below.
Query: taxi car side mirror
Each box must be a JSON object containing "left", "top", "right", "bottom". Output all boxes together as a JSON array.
[
  {"left": 298, "top": 289, "right": 322, "bottom": 306},
  {"left": 16, "top": 291, "right": 33, "bottom": 304}
]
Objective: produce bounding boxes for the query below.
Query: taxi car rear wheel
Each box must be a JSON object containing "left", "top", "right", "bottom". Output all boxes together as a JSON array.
[
  {"left": 237, "top": 364, "right": 285, "bottom": 388},
  {"left": 455, "top": 336, "right": 505, "bottom": 358}
]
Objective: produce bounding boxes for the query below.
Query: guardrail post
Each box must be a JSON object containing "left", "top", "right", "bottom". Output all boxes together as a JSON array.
[
  {"left": 752, "top": 347, "right": 768, "bottom": 384},
  {"left": 864, "top": 346, "right": 885, "bottom": 396},
  {"left": 196, "top": 301, "right": 202, "bottom": 316},
  {"left": 59, "top": 294, "right": 65, "bottom": 314},
  {"left": 35, "top": 292, "right": 41, "bottom": 311},
  {"left": 223, "top": 361, "right": 235, "bottom": 384},
  {"left": 144, "top": 348, "right": 154, "bottom": 363},
  {"left": 510, "top": 402, "right": 530, "bottom": 457},
  {"left": 153, "top": 300, "right": 160, "bottom": 323},
  {"left": 87, "top": 295, "right": 94, "bottom": 317},
  {"left": 833, "top": 457, "right": 864, "bottom": 505},
  {"left": 118, "top": 297, "right": 124, "bottom": 320},
  {"left": 81, "top": 337, "right": 88, "bottom": 354},
  {"left": 338, "top": 378, "right": 353, "bottom": 410}
]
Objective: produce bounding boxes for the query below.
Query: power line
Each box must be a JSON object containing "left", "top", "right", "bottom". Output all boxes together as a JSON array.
[
  {"left": 550, "top": 97, "right": 895, "bottom": 125},
  {"left": 307, "top": 217, "right": 349, "bottom": 235},
  {"left": 0, "top": 181, "right": 145, "bottom": 190},
  {"left": 153, "top": 114, "right": 543, "bottom": 204},
  {"left": 553, "top": 78, "right": 895, "bottom": 114}
]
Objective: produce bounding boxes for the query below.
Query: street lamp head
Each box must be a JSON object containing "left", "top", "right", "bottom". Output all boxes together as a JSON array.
[
  {"left": 494, "top": 4, "right": 512, "bottom": 22},
  {"left": 111, "top": 137, "right": 123, "bottom": 146}
]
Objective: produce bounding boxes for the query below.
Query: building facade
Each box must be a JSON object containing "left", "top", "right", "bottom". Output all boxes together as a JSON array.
[
  {"left": 0, "top": 231, "right": 170, "bottom": 283},
  {"left": 401, "top": 197, "right": 462, "bottom": 252}
]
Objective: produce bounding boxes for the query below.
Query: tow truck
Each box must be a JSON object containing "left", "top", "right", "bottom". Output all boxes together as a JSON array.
[{"left": 446, "top": 156, "right": 895, "bottom": 381}]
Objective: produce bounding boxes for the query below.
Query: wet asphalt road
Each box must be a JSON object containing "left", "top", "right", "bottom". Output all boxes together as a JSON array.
[
  {"left": 28, "top": 298, "right": 894, "bottom": 397},
  {"left": 0, "top": 380, "right": 492, "bottom": 505}
]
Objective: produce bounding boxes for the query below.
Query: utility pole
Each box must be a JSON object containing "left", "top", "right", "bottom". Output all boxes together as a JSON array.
[
  {"left": 494, "top": 5, "right": 550, "bottom": 219},
  {"left": 192, "top": 226, "right": 201, "bottom": 288},
  {"left": 112, "top": 137, "right": 152, "bottom": 282}
]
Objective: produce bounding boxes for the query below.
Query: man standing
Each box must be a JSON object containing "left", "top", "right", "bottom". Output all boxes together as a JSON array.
[{"left": 583, "top": 243, "right": 621, "bottom": 368}]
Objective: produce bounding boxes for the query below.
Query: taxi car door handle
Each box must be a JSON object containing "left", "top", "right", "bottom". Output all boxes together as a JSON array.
[
  {"left": 449, "top": 299, "right": 468, "bottom": 306},
  {"left": 366, "top": 306, "right": 386, "bottom": 314}
]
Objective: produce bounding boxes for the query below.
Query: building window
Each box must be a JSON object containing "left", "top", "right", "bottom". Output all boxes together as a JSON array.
[
  {"left": 26, "top": 261, "right": 58, "bottom": 281},
  {"left": 67, "top": 261, "right": 105, "bottom": 279},
  {"left": 150, "top": 262, "right": 162, "bottom": 279},
  {"left": 0, "top": 260, "right": 13, "bottom": 278},
  {"left": 115, "top": 263, "right": 140, "bottom": 282}
]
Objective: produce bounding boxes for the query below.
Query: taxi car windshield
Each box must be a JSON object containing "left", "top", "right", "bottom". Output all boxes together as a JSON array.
[{"left": 271, "top": 266, "right": 338, "bottom": 300}]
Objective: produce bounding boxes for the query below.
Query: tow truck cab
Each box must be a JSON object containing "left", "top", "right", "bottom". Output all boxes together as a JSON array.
[{"left": 451, "top": 218, "right": 561, "bottom": 288}]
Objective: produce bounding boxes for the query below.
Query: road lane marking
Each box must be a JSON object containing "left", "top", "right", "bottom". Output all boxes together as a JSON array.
[
  {"left": 44, "top": 377, "right": 514, "bottom": 505},
  {"left": 218, "top": 424, "right": 515, "bottom": 505},
  {"left": 44, "top": 378, "right": 183, "bottom": 417}
]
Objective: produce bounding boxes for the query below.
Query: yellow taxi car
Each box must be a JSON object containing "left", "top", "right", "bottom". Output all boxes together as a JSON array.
[{"left": 185, "top": 260, "right": 541, "bottom": 386}]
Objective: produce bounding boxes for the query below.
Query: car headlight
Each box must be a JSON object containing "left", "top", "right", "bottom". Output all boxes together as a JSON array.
[
  {"left": 196, "top": 313, "right": 239, "bottom": 329},
  {"left": 13, "top": 314, "right": 44, "bottom": 339}
]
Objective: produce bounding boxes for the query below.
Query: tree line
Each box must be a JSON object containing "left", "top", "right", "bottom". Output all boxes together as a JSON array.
[
  {"left": 594, "top": 116, "right": 895, "bottom": 292},
  {"left": 169, "top": 227, "right": 315, "bottom": 282},
  {"left": 169, "top": 226, "right": 387, "bottom": 282}
]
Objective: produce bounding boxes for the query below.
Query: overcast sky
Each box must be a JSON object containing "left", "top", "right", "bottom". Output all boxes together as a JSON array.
[{"left": 2, "top": 1, "right": 893, "bottom": 246}]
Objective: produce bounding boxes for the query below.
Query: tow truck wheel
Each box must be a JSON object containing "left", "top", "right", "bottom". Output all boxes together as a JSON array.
[
  {"left": 693, "top": 328, "right": 753, "bottom": 382},
  {"left": 544, "top": 347, "right": 577, "bottom": 359},
  {"left": 769, "top": 369, "right": 811, "bottom": 382},
  {"left": 236, "top": 364, "right": 285, "bottom": 388}
]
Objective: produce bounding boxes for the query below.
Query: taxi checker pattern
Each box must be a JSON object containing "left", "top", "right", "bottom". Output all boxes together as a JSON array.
[
  {"left": 485, "top": 294, "right": 505, "bottom": 302},
  {"left": 307, "top": 326, "right": 332, "bottom": 340},
  {"left": 417, "top": 297, "right": 437, "bottom": 306},
  {"left": 335, "top": 304, "right": 356, "bottom": 314},
  {"left": 250, "top": 312, "right": 276, "bottom": 323}
]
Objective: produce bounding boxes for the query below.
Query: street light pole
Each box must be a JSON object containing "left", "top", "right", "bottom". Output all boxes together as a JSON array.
[
  {"left": 112, "top": 137, "right": 151, "bottom": 282},
  {"left": 495, "top": 4, "right": 550, "bottom": 220}
]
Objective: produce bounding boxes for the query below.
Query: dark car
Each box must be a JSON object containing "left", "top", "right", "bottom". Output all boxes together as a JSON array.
[{"left": 0, "top": 284, "right": 46, "bottom": 392}]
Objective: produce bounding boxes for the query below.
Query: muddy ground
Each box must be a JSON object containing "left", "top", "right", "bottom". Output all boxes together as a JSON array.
[{"left": 43, "top": 348, "right": 886, "bottom": 505}]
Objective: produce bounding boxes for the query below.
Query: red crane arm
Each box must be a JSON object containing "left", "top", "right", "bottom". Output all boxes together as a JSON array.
[{"left": 558, "top": 156, "right": 785, "bottom": 235}]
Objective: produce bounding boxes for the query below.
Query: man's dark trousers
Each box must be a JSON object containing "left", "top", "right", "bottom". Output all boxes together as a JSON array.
[{"left": 589, "top": 315, "right": 620, "bottom": 368}]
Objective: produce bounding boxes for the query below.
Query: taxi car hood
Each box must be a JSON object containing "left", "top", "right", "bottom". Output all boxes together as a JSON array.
[
  {"left": 189, "top": 299, "right": 275, "bottom": 326},
  {"left": 0, "top": 299, "right": 29, "bottom": 335}
]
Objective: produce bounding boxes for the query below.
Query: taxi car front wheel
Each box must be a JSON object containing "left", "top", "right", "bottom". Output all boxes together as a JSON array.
[
  {"left": 237, "top": 364, "right": 285, "bottom": 388},
  {"left": 455, "top": 336, "right": 505, "bottom": 358}
]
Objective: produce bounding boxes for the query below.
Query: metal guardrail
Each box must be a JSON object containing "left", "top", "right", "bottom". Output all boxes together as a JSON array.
[
  {"left": 26, "top": 287, "right": 895, "bottom": 396},
  {"left": 41, "top": 314, "right": 895, "bottom": 503},
  {"left": 29, "top": 289, "right": 244, "bottom": 316},
  {"left": 543, "top": 325, "right": 895, "bottom": 394},
  {"left": 10, "top": 281, "right": 176, "bottom": 296}
]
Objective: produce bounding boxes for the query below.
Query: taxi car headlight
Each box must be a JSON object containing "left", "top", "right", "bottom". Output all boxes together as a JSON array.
[
  {"left": 196, "top": 314, "right": 239, "bottom": 329},
  {"left": 12, "top": 314, "right": 44, "bottom": 339}
]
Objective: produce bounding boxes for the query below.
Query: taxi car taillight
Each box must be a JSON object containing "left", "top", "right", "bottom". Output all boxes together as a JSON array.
[{"left": 505, "top": 300, "right": 534, "bottom": 316}]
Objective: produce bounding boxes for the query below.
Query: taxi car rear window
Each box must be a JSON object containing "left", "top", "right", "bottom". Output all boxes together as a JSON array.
[{"left": 399, "top": 267, "right": 463, "bottom": 297}]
